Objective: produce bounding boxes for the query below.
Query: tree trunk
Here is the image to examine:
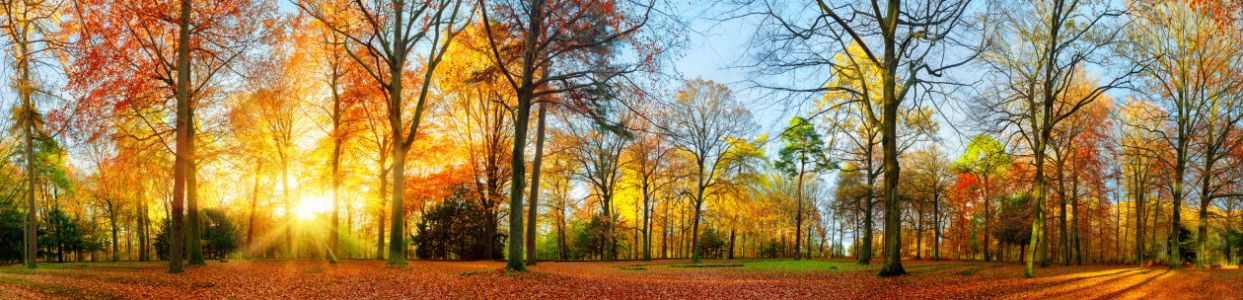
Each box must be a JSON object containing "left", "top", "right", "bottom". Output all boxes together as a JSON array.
[
  {"left": 168, "top": 0, "right": 193, "bottom": 273},
  {"left": 186, "top": 111, "right": 206, "bottom": 265},
  {"left": 247, "top": 164, "right": 261, "bottom": 258},
  {"left": 794, "top": 164, "right": 805, "bottom": 260},
  {"left": 388, "top": 144, "right": 408, "bottom": 265},
  {"left": 983, "top": 174, "right": 991, "bottom": 262},
  {"left": 330, "top": 75, "right": 343, "bottom": 263},
  {"left": 375, "top": 163, "right": 388, "bottom": 260},
  {"left": 110, "top": 204, "right": 118, "bottom": 262},
  {"left": 525, "top": 102, "right": 547, "bottom": 266}
]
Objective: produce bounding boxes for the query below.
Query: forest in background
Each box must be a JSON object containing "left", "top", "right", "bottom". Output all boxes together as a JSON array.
[{"left": 0, "top": 0, "right": 1240, "bottom": 279}]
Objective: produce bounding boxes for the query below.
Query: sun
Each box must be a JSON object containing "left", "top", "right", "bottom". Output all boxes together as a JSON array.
[{"left": 295, "top": 195, "right": 331, "bottom": 219}]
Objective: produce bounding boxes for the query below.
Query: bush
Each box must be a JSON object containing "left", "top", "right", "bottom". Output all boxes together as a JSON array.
[
  {"left": 0, "top": 205, "right": 24, "bottom": 264},
  {"left": 411, "top": 186, "right": 504, "bottom": 260},
  {"left": 202, "top": 209, "right": 238, "bottom": 260},
  {"left": 154, "top": 218, "right": 171, "bottom": 261}
]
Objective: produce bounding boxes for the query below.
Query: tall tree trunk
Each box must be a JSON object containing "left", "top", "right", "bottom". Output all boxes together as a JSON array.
[
  {"left": 1071, "top": 167, "right": 1081, "bottom": 265},
  {"left": 934, "top": 191, "right": 941, "bottom": 261},
  {"left": 983, "top": 174, "right": 991, "bottom": 262},
  {"left": 1057, "top": 160, "right": 1069, "bottom": 266},
  {"left": 1024, "top": 132, "right": 1049, "bottom": 277},
  {"left": 330, "top": 75, "right": 343, "bottom": 263},
  {"left": 168, "top": 0, "right": 193, "bottom": 273},
  {"left": 110, "top": 204, "right": 118, "bottom": 262},
  {"left": 1170, "top": 114, "right": 1189, "bottom": 269},
  {"left": 1134, "top": 169, "right": 1145, "bottom": 265},
  {"left": 504, "top": 0, "right": 545, "bottom": 272},
  {"left": 691, "top": 185, "right": 705, "bottom": 262},
  {"left": 247, "top": 164, "right": 260, "bottom": 258},
  {"left": 375, "top": 165, "right": 388, "bottom": 260},
  {"left": 281, "top": 152, "right": 292, "bottom": 259},
  {"left": 795, "top": 164, "right": 805, "bottom": 260},
  {"left": 525, "top": 102, "right": 547, "bottom": 266},
  {"left": 187, "top": 114, "right": 205, "bottom": 265},
  {"left": 388, "top": 145, "right": 407, "bottom": 265}
]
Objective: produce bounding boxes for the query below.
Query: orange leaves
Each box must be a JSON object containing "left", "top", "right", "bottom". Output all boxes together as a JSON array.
[{"left": 3, "top": 259, "right": 1240, "bottom": 299}]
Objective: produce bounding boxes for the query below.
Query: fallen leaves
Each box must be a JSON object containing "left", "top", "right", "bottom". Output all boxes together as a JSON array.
[{"left": 0, "top": 259, "right": 1238, "bottom": 299}]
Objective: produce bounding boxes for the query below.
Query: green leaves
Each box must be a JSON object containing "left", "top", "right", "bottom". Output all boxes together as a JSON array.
[
  {"left": 775, "top": 116, "right": 833, "bottom": 178},
  {"left": 953, "top": 134, "right": 1011, "bottom": 177}
]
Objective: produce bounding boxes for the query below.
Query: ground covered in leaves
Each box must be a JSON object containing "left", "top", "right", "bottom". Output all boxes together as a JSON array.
[{"left": 0, "top": 258, "right": 1239, "bottom": 299}]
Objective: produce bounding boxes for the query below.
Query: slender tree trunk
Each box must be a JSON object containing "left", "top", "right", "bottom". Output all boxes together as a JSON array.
[
  {"left": 525, "top": 102, "right": 547, "bottom": 266},
  {"left": 1135, "top": 170, "right": 1145, "bottom": 265},
  {"left": 247, "top": 164, "right": 260, "bottom": 258},
  {"left": 1071, "top": 167, "right": 1081, "bottom": 265},
  {"left": 375, "top": 163, "right": 388, "bottom": 260},
  {"left": 330, "top": 76, "right": 343, "bottom": 263},
  {"left": 983, "top": 175, "right": 991, "bottom": 262},
  {"left": 691, "top": 186, "right": 705, "bottom": 262},
  {"left": 795, "top": 164, "right": 805, "bottom": 260},
  {"left": 281, "top": 152, "right": 292, "bottom": 259},
  {"left": 504, "top": 0, "right": 546, "bottom": 272},
  {"left": 110, "top": 204, "right": 118, "bottom": 262},
  {"left": 20, "top": 30, "right": 36, "bottom": 268}
]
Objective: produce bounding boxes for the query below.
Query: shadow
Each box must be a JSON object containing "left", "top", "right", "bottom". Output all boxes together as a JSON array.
[
  {"left": 1091, "top": 270, "right": 1171, "bottom": 300},
  {"left": 1032, "top": 269, "right": 1138, "bottom": 288},
  {"left": 1038, "top": 269, "right": 1145, "bottom": 299}
]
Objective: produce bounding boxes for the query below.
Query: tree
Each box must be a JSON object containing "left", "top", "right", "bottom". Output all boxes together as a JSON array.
[
  {"left": 68, "top": 0, "right": 274, "bottom": 272},
  {"left": 668, "top": 79, "right": 755, "bottom": 263},
  {"left": 2, "top": 0, "right": 68, "bottom": 270},
  {"left": 477, "top": 0, "right": 667, "bottom": 271},
  {"left": 436, "top": 23, "right": 518, "bottom": 261},
  {"left": 954, "top": 134, "right": 1011, "bottom": 262},
  {"left": 974, "top": 0, "right": 1134, "bottom": 277},
  {"left": 1125, "top": 0, "right": 1243, "bottom": 269},
  {"left": 910, "top": 145, "right": 954, "bottom": 260},
  {"left": 561, "top": 109, "right": 632, "bottom": 262},
  {"left": 623, "top": 106, "right": 676, "bottom": 261},
  {"left": 743, "top": 0, "right": 976, "bottom": 276},
  {"left": 296, "top": 0, "right": 471, "bottom": 266},
  {"left": 775, "top": 116, "right": 832, "bottom": 260}
]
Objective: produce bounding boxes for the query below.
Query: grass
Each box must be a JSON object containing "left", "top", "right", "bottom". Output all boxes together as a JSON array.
[{"left": 739, "top": 259, "right": 873, "bottom": 271}]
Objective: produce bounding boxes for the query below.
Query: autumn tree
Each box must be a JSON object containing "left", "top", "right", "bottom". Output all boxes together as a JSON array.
[
  {"left": 67, "top": 0, "right": 274, "bottom": 272},
  {"left": 296, "top": 0, "right": 470, "bottom": 266},
  {"left": 623, "top": 104, "right": 676, "bottom": 261},
  {"left": 1116, "top": 97, "right": 1162, "bottom": 265},
  {"left": 667, "top": 79, "right": 755, "bottom": 263},
  {"left": 436, "top": 22, "right": 518, "bottom": 261},
  {"left": 476, "top": 0, "right": 669, "bottom": 271},
  {"left": 973, "top": 0, "right": 1135, "bottom": 277},
  {"left": 1124, "top": 0, "right": 1243, "bottom": 269},
  {"left": 910, "top": 145, "right": 954, "bottom": 260},
  {"left": 953, "top": 134, "right": 1011, "bottom": 262}
]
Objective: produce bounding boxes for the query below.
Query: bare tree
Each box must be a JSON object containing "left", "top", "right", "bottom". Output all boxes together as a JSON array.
[
  {"left": 667, "top": 79, "right": 756, "bottom": 263},
  {"left": 737, "top": 0, "right": 977, "bottom": 276}
]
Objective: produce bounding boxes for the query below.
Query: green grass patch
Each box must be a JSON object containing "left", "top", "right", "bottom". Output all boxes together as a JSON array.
[
  {"left": 670, "top": 263, "right": 743, "bottom": 268},
  {"left": 0, "top": 274, "right": 124, "bottom": 299},
  {"left": 301, "top": 267, "right": 328, "bottom": 274},
  {"left": 740, "top": 260, "right": 870, "bottom": 272}
]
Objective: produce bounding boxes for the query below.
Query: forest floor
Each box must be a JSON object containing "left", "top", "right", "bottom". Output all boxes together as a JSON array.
[{"left": 0, "top": 258, "right": 1240, "bottom": 299}]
